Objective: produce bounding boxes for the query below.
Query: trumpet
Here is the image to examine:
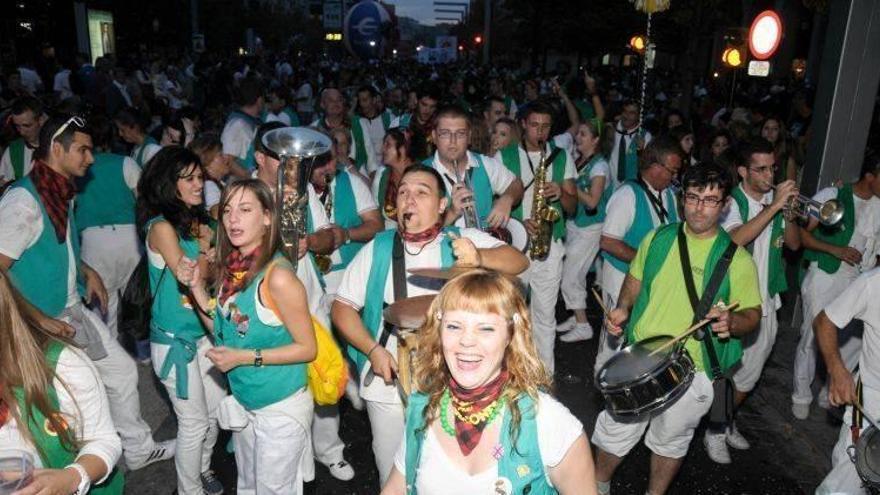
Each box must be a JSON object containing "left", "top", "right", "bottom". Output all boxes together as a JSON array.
[
  {"left": 452, "top": 158, "right": 482, "bottom": 230},
  {"left": 768, "top": 182, "right": 844, "bottom": 226}
]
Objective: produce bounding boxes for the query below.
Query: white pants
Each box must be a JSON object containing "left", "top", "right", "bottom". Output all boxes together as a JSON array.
[
  {"left": 733, "top": 307, "right": 779, "bottom": 393},
  {"left": 152, "top": 337, "right": 226, "bottom": 495},
  {"left": 592, "top": 372, "right": 714, "bottom": 459},
  {"left": 523, "top": 239, "right": 565, "bottom": 375},
  {"left": 793, "top": 266, "right": 860, "bottom": 405},
  {"left": 561, "top": 223, "right": 603, "bottom": 311},
  {"left": 235, "top": 389, "right": 314, "bottom": 495},
  {"left": 312, "top": 404, "right": 345, "bottom": 467},
  {"left": 70, "top": 305, "right": 155, "bottom": 464},
  {"left": 80, "top": 225, "right": 143, "bottom": 339},
  {"left": 816, "top": 381, "right": 880, "bottom": 494},
  {"left": 365, "top": 399, "right": 405, "bottom": 486},
  {"left": 595, "top": 264, "right": 626, "bottom": 377}
]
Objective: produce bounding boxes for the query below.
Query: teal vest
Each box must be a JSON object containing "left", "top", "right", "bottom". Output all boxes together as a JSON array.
[
  {"left": 398, "top": 113, "right": 413, "bottom": 129},
  {"left": 214, "top": 254, "right": 307, "bottom": 410},
  {"left": 572, "top": 155, "right": 612, "bottom": 228},
  {"left": 75, "top": 153, "right": 137, "bottom": 230},
  {"left": 803, "top": 185, "right": 856, "bottom": 275},
  {"left": 133, "top": 136, "right": 158, "bottom": 167},
  {"left": 499, "top": 143, "right": 567, "bottom": 240},
  {"left": 601, "top": 180, "right": 678, "bottom": 273},
  {"left": 7, "top": 138, "right": 28, "bottom": 179},
  {"left": 350, "top": 228, "right": 458, "bottom": 373},
  {"left": 13, "top": 341, "right": 124, "bottom": 494},
  {"left": 145, "top": 216, "right": 206, "bottom": 399},
  {"left": 425, "top": 153, "right": 494, "bottom": 224},
  {"left": 8, "top": 178, "right": 82, "bottom": 318},
  {"left": 615, "top": 128, "right": 645, "bottom": 182},
  {"left": 330, "top": 171, "right": 366, "bottom": 272},
  {"left": 404, "top": 392, "right": 555, "bottom": 495},
  {"left": 730, "top": 186, "right": 787, "bottom": 297},
  {"left": 627, "top": 223, "right": 742, "bottom": 374},
  {"left": 284, "top": 107, "right": 301, "bottom": 126},
  {"left": 351, "top": 117, "right": 371, "bottom": 168}
]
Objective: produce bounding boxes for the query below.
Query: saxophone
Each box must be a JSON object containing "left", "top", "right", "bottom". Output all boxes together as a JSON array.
[
  {"left": 314, "top": 172, "right": 334, "bottom": 274},
  {"left": 528, "top": 142, "right": 561, "bottom": 261}
]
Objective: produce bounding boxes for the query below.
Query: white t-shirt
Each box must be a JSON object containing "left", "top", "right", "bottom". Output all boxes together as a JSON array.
[
  {"left": 0, "top": 189, "right": 78, "bottom": 307},
  {"left": 568, "top": 156, "right": 610, "bottom": 230},
  {"left": 393, "top": 392, "right": 583, "bottom": 493},
  {"left": 322, "top": 169, "right": 379, "bottom": 294},
  {"left": 53, "top": 69, "right": 73, "bottom": 100},
  {"left": 492, "top": 143, "right": 577, "bottom": 225},
  {"left": 131, "top": 140, "right": 161, "bottom": 167},
  {"left": 721, "top": 186, "right": 783, "bottom": 316},
  {"left": 357, "top": 115, "right": 387, "bottom": 169},
  {"left": 296, "top": 82, "right": 314, "bottom": 114},
  {"left": 335, "top": 228, "right": 503, "bottom": 403},
  {"left": 608, "top": 123, "right": 652, "bottom": 187},
  {"left": 0, "top": 143, "right": 35, "bottom": 182},
  {"left": 825, "top": 267, "right": 880, "bottom": 390},
  {"left": 0, "top": 346, "right": 121, "bottom": 483},
  {"left": 265, "top": 111, "right": 292, "bottom": 126},
  {"left": 221, "top": 115, "right": 257, "bottom": 161},
  {"left": 205, "top": 179, "right": 222, "bottom": 210},
  {"left": 17, "top": 66, "right": 42, "bottom": 93},
  {"left": 429, "top": 150, "right": 516, "bottom": 229},
  {"left": 808, "top": 187, "right": 880, "bottom": 277}
]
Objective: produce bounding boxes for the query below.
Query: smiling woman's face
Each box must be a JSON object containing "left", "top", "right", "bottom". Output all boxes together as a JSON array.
[{"left": 440, "top": 309, "right": 510, "bottom": 389}]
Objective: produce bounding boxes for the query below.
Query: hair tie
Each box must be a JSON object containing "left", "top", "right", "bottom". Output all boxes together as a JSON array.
[{"left": 435, "top": 310, "right": 443, "bottom": 321}]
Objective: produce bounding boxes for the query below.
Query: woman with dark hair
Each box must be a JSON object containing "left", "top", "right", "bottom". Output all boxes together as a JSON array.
[
  {"left": 0, "top": 269, "right": 123, "bottom": 494},
  {"left": 137, "top": 146, "right": 225, "bottom": 495},
  {"left": 702, "top": 128, "right": 733, "bottom": 164},
  {"left": 180, "top": 179, "right": 317, "bottom": 494},
  {"left": 759, "top": 116, "right": 798, "bottom": 184},
  {"left": 372, "top": 127, "right": 415, "bottom": 229},
  {"left": 667, "top": 125, "right": 697, "bottom": 170}
]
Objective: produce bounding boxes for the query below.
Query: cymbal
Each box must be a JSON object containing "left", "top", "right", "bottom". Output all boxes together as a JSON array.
[
  {"left": 383, "top": 294, "right": 436, "bottom": 329},
  {"left": 407, "top": 266, "right": 476, "bottom": 281}
]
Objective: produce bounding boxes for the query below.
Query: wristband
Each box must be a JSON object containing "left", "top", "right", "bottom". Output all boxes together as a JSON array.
[
  {"left": 65, "top": 462, "right": 91, "bottom": 495},
  {"left": 367, "top": 342, "right": 380, "bottom": 357},
  {"left": 344, "top": 229, "right": 351, "bottom": 245},
  {"left": 254, "top": 349, "right": 263, "bottom": 367}
]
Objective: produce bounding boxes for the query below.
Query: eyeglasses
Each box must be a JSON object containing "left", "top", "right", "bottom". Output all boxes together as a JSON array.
[
  {"left": 50, "top": 116, "right": 86, "bottom": 143},
  {"left": 436, "top": 129, "right": 469, "bottom": 142},
  {"left": 683, "top": 193, "right": 723, "bottom": 208},
  {"left": 749, "top": 165, "right": 778, "bottom": 175}
]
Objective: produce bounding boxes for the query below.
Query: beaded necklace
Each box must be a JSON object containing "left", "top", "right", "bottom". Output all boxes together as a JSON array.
[{"left": 439, "top": 387, "right": 505, "bottom": 437}]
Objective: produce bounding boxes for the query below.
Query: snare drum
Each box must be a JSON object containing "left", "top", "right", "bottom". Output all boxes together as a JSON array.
[
  {"left": 854, "top": 424, "right": 880, "bottom": 492},
  {"left": 595, "top": 335, "right": 695, "bottom": 417}
]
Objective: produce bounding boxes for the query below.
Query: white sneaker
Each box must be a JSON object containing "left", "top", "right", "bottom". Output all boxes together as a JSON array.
[
  {"left": 556, "top": 316, "right": 576, "bottom": 333},
  {"left": 560, "top": 322, "right": 594, "bottom": 343},
  {"left": 725, "top": 424, "right": 750, "bottom": 450},
  {"left": 127, "top": 439, "right": 175, "bottom": 470},
  {"left": 703, "top": 431, "right": 731, "bottom": 464},
  {"left": 792, "top": 402, "right": 810, "bottom": 420},
  {"left": 327, "top": 460, "right": 355, "bottom": 481}
]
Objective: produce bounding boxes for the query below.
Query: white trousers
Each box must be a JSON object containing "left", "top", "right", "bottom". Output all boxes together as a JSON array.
[
  {"left": 561, "top": 223, "right": 603, "bottom": 311},
  {"left": 522, "top": 239, "right": 565, "bottom": 375},
  {"left": 793, "top": 267, "right": 861, "bottom": 405},
  {"left": 152, "top": 338, "right": 226, "bottom": 495},
  {"left": 365, "top": 399, "right": 405, "bottom": 486},
  {"left": 234, "top": 389, "right": 314, "bottom": 495},
  {"left": 595, "top": 264, "right": 626, "bottom": 377},
  {"left": 733, "top": 307, "right": 779, "bottom": 393},
  {"left": 68, "top": 305, "right": 155, "bottom": 464},
  {"left": 80, "top": 225, "right": 143, "bottom": 339},
  {"left": 312, "top": 404, "right": 345, "bottom": 467},
  {"left": 816, "top": 381, "right": 880, "bottom": 494}
]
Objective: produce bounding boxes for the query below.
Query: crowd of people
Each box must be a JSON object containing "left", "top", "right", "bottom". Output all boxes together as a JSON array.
[{"left": 0, "top": 42, "right": 879, "bottom": 495}]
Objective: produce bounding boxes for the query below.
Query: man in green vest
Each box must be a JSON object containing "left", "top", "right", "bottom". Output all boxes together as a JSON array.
[
  {"left": 593, "top": 164, "right": 762, "bottom": 495},
  {"left": 331, "top": 164, "right": 529, "bottom": 485},
  {"left": 354, "top": 85, "right": 390, "bottom": 171},
  {"left": 489, "top": 76, "right": 518, "bottom": 118},
  {"left": 311, "top": 88, "right": 378, "bottom": 176},
  {"left": 391, "top": 84, "right": 440, "bottom": 161},
  {"left": 703, "top": 139, "right": 801, "bottom": 464},
  {"left": 221, "top": 77, "right": 264, "bottom": 179},
  {"left": 607, "top": 100, "right": 651, "bottom": 187},
  {"left": 0, "top": 96, "right": 47, "bottom": 185},
  {"left": 0, "top": 115, "right": 173, "bottom": 471},
  {"left": 596, "top": 136, "right": 683, "bottom": 376},
  {"left": 114, "top": 108, "right": 161, "bottom": 168},
  {"left": 482, "top": 96, "right": 507, "bottom": 136},
  {"left": 497, "top": 101, "right": 577, "bottom": 375},
  {"left": 429, "top": 105, "right": 523, "bottom": 230},
  {"left": 793, "top": 151, "right": 880, "bottom": 420}
]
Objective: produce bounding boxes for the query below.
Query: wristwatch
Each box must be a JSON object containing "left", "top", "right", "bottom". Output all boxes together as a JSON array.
[
  {"left": 65, "top": 463, "right": 91, "bottom": 495},
  {"left": 254, "top": 349, "right": 263, "bottom": 367}
]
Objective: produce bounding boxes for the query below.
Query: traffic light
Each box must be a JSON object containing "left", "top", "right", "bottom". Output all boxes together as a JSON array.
[
  {"left": 722, "top": 46, "right": 744, "bottom": 67},
  {"left": 721, "top": 28, "right": 748, "bottom": 68},
  {"left": 629, "top": 35, "right": 646, "bottom": 53},
  {"left": 474, "top": 35, "right": 482, "bottom": 44}
]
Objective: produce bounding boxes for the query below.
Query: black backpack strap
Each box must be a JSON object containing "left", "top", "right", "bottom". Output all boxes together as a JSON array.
[{"left": 677, "top": 224, "right": 738, "bottom": 379}]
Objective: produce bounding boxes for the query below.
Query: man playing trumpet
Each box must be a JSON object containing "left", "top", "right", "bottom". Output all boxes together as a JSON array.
[{"left": 331, "top": 164, "right": 528, "bottom": 485}]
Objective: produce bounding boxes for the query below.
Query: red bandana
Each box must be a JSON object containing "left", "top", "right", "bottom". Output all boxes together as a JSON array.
[
  {"left": 449, "top": 370, "right": 509, "bottom": 456},
  {"left": 219, "top": 247, "right": 260, "bottom": 305},
  {"left": 31, "top": 160, "right": 75, "bottom": 243},
  {"left": 400, "top": 221, "right": 442, "bottom": 243},
  {"left": 0, "top": 388, "right": 8, "bottom": 427}
]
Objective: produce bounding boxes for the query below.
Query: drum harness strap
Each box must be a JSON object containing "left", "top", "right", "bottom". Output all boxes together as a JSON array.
[
  {"left": 677, "top": 224, "right": 738, "bottom": 426},
  {"left": 853, "top": 378, "right": 865, "bottom": 444},
  {"left": 364, "top": 232, "right": 408, "bottom": 386}
]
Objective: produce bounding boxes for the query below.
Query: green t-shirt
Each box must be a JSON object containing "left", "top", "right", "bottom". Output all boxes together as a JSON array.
[{"left": 628, "top": 228, "right": 762, "bottom": 371}]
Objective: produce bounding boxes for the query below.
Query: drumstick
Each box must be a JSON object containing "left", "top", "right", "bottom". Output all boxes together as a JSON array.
[
  {"left": 648, "top": 301, "right": 740, "bottom": 357},
  {"left": 591, "top": 286, "right": 611, "bottom": 318},
  {"left": 855, "top": 402, "right": 880, "bottom": 431}
]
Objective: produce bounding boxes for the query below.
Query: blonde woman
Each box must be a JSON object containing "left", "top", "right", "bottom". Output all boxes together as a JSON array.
[
  {"left": 0, "top": 270, "right": 123, "bottom": 494},
  {"left": 382, "top": 270, "right": 595, "bottom": 495}
]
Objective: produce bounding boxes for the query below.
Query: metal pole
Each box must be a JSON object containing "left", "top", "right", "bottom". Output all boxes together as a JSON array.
[{"left": 483, "top": 0, "right": 491, "bottom": 64}]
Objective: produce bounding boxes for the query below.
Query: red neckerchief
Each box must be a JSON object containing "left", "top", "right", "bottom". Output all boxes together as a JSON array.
[
  {"left": 400, "top": 221, "right": 442, "bottom": 243},
  {"left": 31, "top": 160, "right": 75, "bottom": 242},
  {"left": 449, "top": 370, "right": 509, "bottom": 456},
  {"left": 219, "top": 247, "right": 260, "bottom": 305},
  {"left": 0, "top": 386, "right": 9, "bottom": 427}
]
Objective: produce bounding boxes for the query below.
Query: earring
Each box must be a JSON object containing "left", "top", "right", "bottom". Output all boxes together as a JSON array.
[{"left": 435, "top": 310, "right": 443, "bottom": 320}]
